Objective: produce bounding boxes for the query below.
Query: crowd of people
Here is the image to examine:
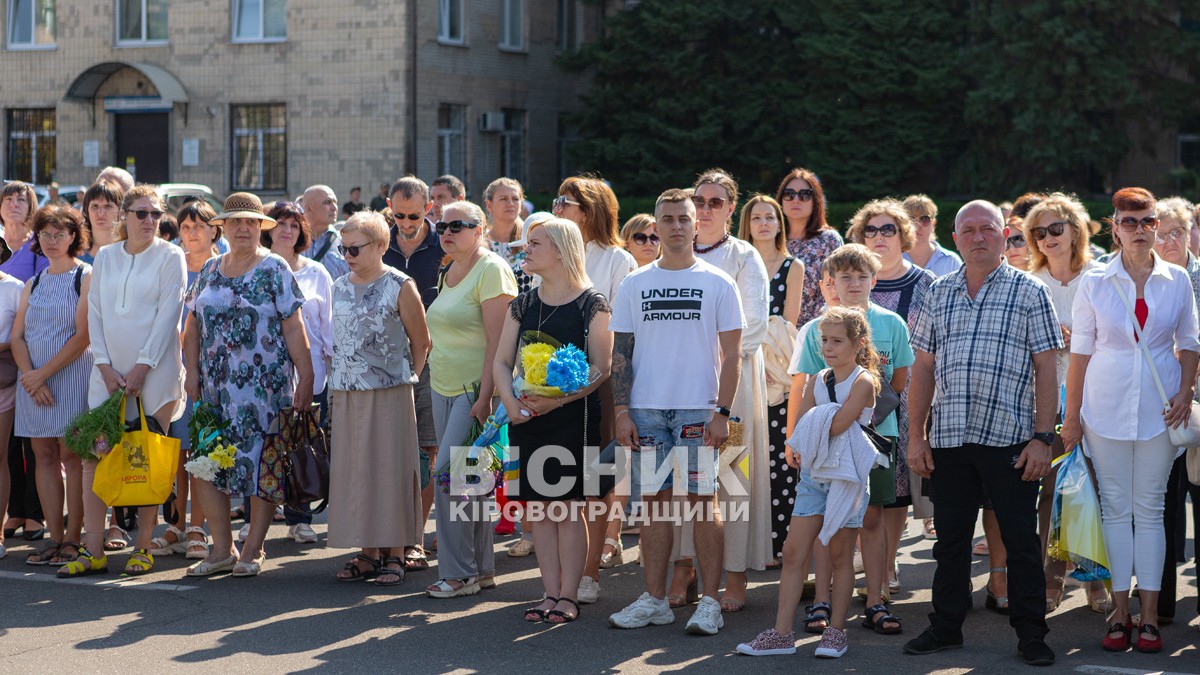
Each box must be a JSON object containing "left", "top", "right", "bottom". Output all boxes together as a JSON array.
[{"left": 0, "top": 165, "right": 1197, "bottom": 666}]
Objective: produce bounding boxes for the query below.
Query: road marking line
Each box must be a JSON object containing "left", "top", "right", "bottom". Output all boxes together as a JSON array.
[
  {"left": 1076, "top": 665, "right": 1198, "bottom": 675},
  {"left": 0, "top": 570, "right": 197, "bottom": 592}
]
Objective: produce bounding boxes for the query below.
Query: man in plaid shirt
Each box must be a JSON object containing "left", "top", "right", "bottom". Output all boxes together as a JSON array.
[{"left": 903, "top": 200, "right": 1063, "bottom": 667}]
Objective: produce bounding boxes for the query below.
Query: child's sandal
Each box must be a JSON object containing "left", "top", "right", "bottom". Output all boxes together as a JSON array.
[
  {"left": 862, "top": 603, "right": 902, "bottom": 635},
  {"left": 804, "top": 602, "right": 832, "bottom": 634},
  {"left": 122, "top": 549, "right": 155, "bottom": 576}
]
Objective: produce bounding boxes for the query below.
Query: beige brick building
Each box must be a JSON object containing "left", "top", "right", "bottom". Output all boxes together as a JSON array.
[{"left": 1, "top": 0, "right": 602, "bottom": 202}]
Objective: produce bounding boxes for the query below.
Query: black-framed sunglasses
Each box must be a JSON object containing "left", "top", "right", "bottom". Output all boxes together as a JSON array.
[
  {"left": 393, "top": 212, "right": 423, "bottom": 222},
  {"left": 1006, "top": 234, "right": 1027, "bottom": 248},
  {"left": 780, "top": 188, "right": 815, "bottom": 202},
  {"left": 631, "top": 232, "right": 660, "bottom": 246},
  {"left": 862, "top": 223, "right": 898, "bottom": 238},
  {"left": 691, "top": 196, "right": 728, "bottom": 211},
  {"left": 1117, "top": 216, "right": 1159, "bottom": 232},
  {"left": 552, "top": 195, "right": 581, "bottom": 211},
  {"left": 1031, "top": 221, "right": 1068, "bottom": 241},
  {"left": 125, "top": 208, "right": 164, "bottom": 221},
  {"left": 338, "top": 242, "right": 374, "bottom": 257},
  {"left": 436, "top": 220, "right": 479, "bottom": 235}
]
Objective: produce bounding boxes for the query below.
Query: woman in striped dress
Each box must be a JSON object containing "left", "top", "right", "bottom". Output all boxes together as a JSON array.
[{"left": 11, "top": 205, "right": 94, "bottom": 566}]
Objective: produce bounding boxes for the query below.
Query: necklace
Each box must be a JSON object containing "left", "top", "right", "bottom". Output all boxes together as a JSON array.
[
  {"left": 694, "top": 233, "right": 729, "bottom": 254},
  {"left": 537, "top": 291, "right": 562, "bottom": 333}
]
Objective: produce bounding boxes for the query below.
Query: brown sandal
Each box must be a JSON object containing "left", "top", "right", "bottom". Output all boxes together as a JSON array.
[{"left": 25, "top": 541, "right": 61, "bottom": 566}]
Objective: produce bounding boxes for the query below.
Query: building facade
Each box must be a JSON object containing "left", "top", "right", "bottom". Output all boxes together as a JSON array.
[{"left": 2, "top": 0, "right": 601, "bottom": 201}]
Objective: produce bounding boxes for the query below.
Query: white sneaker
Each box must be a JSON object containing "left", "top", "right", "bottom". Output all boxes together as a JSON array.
[
  {"left": 578, "top": 575, "right": 601, "bottom": 604},
  {"left": 685, "top": 596, "right": 724, "bottom": 635},
  {"left": 288, "top": 523, "right": 318, "bottom": 544},
  {"left": 237, "top": 524, "right": 251, "bottom": 542},
  {"left": 608, "top": 592, "right": 675, "bottom": 629}
]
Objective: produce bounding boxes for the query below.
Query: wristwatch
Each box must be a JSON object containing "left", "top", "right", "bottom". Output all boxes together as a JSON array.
[
  {"left": 1033, "top": 431, "right": 1056, "bottom": 446},
  {"left": 714, "top": 406, "right": 732, "bottom": 418}
]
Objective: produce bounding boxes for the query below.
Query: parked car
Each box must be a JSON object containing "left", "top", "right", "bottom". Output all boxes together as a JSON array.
[{"left": 156, "top": 183, "right": 225, "bottom": 216}]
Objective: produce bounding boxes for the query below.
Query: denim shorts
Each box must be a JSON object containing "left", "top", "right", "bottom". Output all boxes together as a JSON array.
[
  {"left": 629, "top": 408, "right": 718, "bottom": 495},
  {"left": 791, "top": 469, "right": 868, "bottom": 529}
]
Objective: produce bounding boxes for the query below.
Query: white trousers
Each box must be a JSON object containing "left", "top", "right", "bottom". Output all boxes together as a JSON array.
[{"left": 1083, "top": 426, "right": 1177, "bottom": 593}]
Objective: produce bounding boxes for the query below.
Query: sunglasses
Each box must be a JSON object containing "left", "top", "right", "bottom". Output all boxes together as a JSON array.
[
  {"left": 780, "top": 188, "right": 815, "bottom": 202},
  {"left": 1117, "top": 216, "right": 1159, "bottom": 232},
  {"left": 1031, "top": 221, "right": 1067, "bottom": 241},
  {"left": 862, "top": 223, "right": 898, "bottom": 238},
  {"left": 436, "top": 220, "right": 479, "bottom": 235},
  {"left": 631, "top": 232, "right": 660, "bottom": 246},
  {"left": 338, "top": 242, "right": 373, "bottom": 257},
  {"left": 691, "top": 196, "right": 728, "bottom": 211},
  {"left": 552, "top": 196, "right": 581, "bottom": 211},
  {"left": 916, "top": 215, "right": 933, "bottom": 225},
  {"left": 1006, "top": 234, "right": 1027, "bottom": 248},
  {"left": 393, "top": 212, "right": 423, "bottom": 222},
  {"left": 125, "top": 209, "right": 164, "bottom": 221},
  {"left": 272, "top": 200, "right": 304, "bottom": 214}
]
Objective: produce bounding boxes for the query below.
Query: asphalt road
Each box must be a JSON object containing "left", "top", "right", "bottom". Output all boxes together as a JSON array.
[{"left": 0, "top": 511, "right": 1196, "bottom": 674}]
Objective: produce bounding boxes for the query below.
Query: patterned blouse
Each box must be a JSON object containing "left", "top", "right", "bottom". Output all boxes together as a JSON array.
[
  {"left": 787, "top": 228, "right": 844, "bottom": 326},
  {"left": 330, "top": 266, "right": 418, "bottom": 390}
]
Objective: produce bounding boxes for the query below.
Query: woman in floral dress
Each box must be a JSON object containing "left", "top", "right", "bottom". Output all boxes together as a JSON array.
[
  {"left": 777, "top": 168, "right": 842, "bottom": 327},
  {"left": 183, "top": 193, "right": 314, "bottom": 578}
]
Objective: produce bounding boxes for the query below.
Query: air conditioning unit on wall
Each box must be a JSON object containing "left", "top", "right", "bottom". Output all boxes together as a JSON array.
[{"left": 479, "top": 111, "right": 505, "bottom": 133}]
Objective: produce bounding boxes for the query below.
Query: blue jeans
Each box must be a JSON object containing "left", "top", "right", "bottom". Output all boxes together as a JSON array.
[{"left": 629, "top": 408, "right": 718, "bottom": 496}]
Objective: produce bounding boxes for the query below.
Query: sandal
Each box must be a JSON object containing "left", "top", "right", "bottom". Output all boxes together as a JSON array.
[
  {"left": 123, "top": 549, "right": 155, "bottom": 576},
  {"left": 862, "top": 603, "right": 902, "bottom": 635},
  {"left": 50, "top": 541, "right": 82, "bottom": 567},
  {"left": 546, "top": 597, "right": 580, "bottom": 624},
  {"left": 337, "top": 553, "right": 381, "bottom": 581},
  {"left": 104, "top": 526, "right": 130, "bottom": 552},
  {"left": 402, "top": 546, "right": 430, "bottom": 570},
  {"left": 376, "top": 556, "right": 406, "bottom": 586},
  {"left": 185, "top": 527, "right": 210, "bottom": 560},
  {"left": 25, "top": 541, "right": 61, "bottom": 566},
  {"left": 923, "top": 518, "right": 937, "bottom": 540},
  {"left": 229, "top": 505, "right": 246, "bottom": 521},
  {"left": 1045, "top": 580, "right": 1065, "bottom": 614},
  {"left": 232, "top": 553, "right": 266, "bottom": 577},
  {"left": 57, "top": 547, "right": 108, "bottom": 577},
  {"left": 426, "top": 577, "right": 480, "bottom": 598},
  {"left": 149, "top": 525, "right": 187, "bottom": 556},
  {"left": 600, "top": 537, "right": 624, "bottom": 568},
  {"left": 667, "top": 563, "right": 698, "bottom": 608},
  {"left": 804, "top": 602, "right": 832, "bottom": 634},
  {"left": 525, "top": 596, "right": 558, "bottom": 623},
  {"left": 185, "top": 555, "right": 237, "bottom": 577},
  {"left": 985, "top": 567, "right": 1009, "bottom": 614}
]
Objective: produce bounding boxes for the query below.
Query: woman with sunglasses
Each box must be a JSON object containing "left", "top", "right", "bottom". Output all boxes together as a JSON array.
[
  {"left": 425, "top": 200, "right": 517, "bottom": 598},
  {"left": 737, "top": 195, "right": 803, "bottom": 562},
  {"left": 1020, "top": 193, "right": 1106, "bottom": 614},
  {"left": 620, "top": 214, "right": 659, "bottom": 268},
  {"left": 60, "top": 186, "right": 187, "bottom": 577},
  {"left": 1003, "top": 218, "right": 1032, "bottom": 271},
  {"left": 776, "top": 168, "right": 841, "bottom": 327},
  {"left": 901, "top": 195, "right": 961, "bottom": 278},
  {"left": 1060, "top": 187, "right": 1199, "bottom": 654},
  {"left": 846, "top": 199, "right": 934, "bottom": 602}
]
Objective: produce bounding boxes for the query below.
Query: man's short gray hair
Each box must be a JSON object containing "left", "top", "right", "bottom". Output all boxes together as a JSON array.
[{"left": 954, "top": 199, "right": 1003, "bottom": 232}]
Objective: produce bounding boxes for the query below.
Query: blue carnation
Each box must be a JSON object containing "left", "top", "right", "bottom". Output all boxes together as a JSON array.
[{"left": 545, "top": 344, "right": 591, "bottom": 393}]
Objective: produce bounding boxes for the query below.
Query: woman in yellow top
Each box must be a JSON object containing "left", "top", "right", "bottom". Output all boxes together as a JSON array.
[{"left": 425, "top": 200, "right": 518, "bottom": 598}]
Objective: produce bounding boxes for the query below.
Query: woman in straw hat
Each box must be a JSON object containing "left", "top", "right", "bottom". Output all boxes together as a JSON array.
[{"left": 182, "top": 192, "right": 314, "bottom": 578}]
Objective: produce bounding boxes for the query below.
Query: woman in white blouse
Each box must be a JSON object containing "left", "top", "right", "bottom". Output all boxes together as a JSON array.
[{"left": 1060, "top": 187, "right": 1200, "bottom": 653}]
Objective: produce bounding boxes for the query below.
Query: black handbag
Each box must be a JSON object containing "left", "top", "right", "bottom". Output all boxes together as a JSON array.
[
  {"left": 871, "top": 379, "right": 901, "bottom": 427},
  {"left": 283, "top": 409, "right": 331, "bottom": 512}
]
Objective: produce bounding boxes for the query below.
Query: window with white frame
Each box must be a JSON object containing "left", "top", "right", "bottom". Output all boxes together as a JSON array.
[
  {"left": 117, "top": 0, "right": 167, "bottom": 45},
  {"left": 437, "top": 104, "right": 466, "bottom": 180},
  {"left": 6, "top": 109, "right": 56, "bottom": 184},
  {"left": 556, "top": 0, "right": 578, "bottom": 51},
  {"left": 7, "top": 0, "right": 55, "bottom": 48},
  {"left": 500, "top": 109, "right": 526, "bottom": 184},
  {"left": 438, "top": 0, "right": 464, "bottom": 44},
  {"left": 231, "top": 104, "right": 286, "bottom": 191},
  {"left": 500, "top": 0, "right": 524, "bottom": 50},
  {"left": 233, "top": 0, "right": 285, "bottom": 42}
]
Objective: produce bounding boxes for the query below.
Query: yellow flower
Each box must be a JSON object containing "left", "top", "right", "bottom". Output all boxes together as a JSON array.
[
  {"left": 521, "top": 343, "right": 556, "bottom": 386},
  {"left": 211, "top": 444, "right": 237, "bottom": 470}
]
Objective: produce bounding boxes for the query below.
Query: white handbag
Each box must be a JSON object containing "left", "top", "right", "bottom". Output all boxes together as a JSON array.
[{"left": 1108, "top": 275, "right": 1200, "bottom": 447}]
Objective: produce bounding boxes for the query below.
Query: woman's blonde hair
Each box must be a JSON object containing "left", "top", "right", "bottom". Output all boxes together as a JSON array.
[
  {"left": 483, "top": 177, "right": 525, "bottom": 241},
  {"left": 736, "top": 194, "right": 786, "bottom": 254},
  {"left": 341, "top": 210, "right": 390, "bottom": 247},
  {"left": 116, "top": 185, "right": 164, "bottom": 241},
  {"left": 1021, "top": 192, "right": 1092, "bottom": 274},
  {"left": 620, "top": 213, "right": 654, "bottom": 246},
  {"left": 528, "top": 216, "right": 591, "bottom": 289},
  {"left": 902, "top": 194, "right": 939, "bottom": 241},
  {"left": 819, "top": 306, "right": 882, "bottom": 395},
  {"left": 846, "top": 198, "right": 916, "bottom": 252}
]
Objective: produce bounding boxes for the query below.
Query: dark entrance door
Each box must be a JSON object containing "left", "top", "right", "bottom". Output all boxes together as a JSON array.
[{"left": 114, "top": 113, "right": 169, "bottom": 184}]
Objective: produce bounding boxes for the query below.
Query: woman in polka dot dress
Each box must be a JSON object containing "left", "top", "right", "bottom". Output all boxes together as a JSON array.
[{"left": 738, "top": 195, "right": 804, "bottom": 560}]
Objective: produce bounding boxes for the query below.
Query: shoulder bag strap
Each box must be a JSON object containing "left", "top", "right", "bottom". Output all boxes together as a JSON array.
[
  {"left": 312, "top": 233, "right": 334, "bottom": 262},
  {"left": 1107, "top": 275, "right": 1171, "bottom": 409},
  {"left": 823, "top": 369, "right": 837, "bottom": 403},
  {"left": 73, "top": 266, "right": 83, "bottom": 296},
  {"left": 29, "top": 271, "right": 43, "bottom": 295}
]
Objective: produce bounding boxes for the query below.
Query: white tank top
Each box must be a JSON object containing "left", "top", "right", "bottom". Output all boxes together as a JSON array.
[{"left": 815, "top": 366, "right": 874, "bottom": 426}]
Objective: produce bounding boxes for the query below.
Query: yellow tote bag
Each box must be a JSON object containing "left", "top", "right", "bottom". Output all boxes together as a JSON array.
[{"left": 92, "top": 397, "right": 181, "bottom": 507}]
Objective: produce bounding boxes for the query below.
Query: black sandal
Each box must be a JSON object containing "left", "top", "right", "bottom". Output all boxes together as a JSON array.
[
  {"left": 525, "top": 596, "right": 558, "bottom": 623},
  {"left": 375, "top": 556, "right": 406, "bottom": 586},
  {"left": 546, "top": 598, "right": 580, "bottom": 624},
  {"left": 862, "top": 603, "right": 902, "bottom": 634},
  {"left": 804, "top": 602, "right": 832, "bottom": 634},
  {"left": 336, "top": 553, "right": 381, "bottom": 582},
  {"left": 25, "top": 541, "right": 61, "bottom": 566}
]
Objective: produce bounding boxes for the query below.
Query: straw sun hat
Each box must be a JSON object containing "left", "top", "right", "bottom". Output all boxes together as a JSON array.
[{"left": 212, "top": 192, "right": 277, "bottom": 229}]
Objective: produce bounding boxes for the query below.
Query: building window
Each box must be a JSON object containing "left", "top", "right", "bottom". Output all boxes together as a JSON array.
[
  {"left": 438, "top": 0, "right": 464, "bottom": 44},
  {"left": 117, "top": 0, "right": 167, "bottom": 45},
  {"left": 437, "top": 104, "right": 466, "bottom": 181},
  {"left": 501, "top": 109, "right": 526, "bottom": 184},
  {"left": 557, "top": 114, "right": 579, "bottom": 181},
  {"left": 556, "top": 0, "right": 578, "bottom": 51},
  {"left": 6, "top": 109, "right": 56, "bottom": 184},
  {"left": 500, "top": 0, "right": 524, "bottom": 51},
  {"left": 7, "top": 0, "right": 55, "bottom": 49},
  {"left": 231, "top": 104, "right": 286, "bottom": 191},
  {"left": 233, "top": 0, "right": 285, "bottom": 42}
]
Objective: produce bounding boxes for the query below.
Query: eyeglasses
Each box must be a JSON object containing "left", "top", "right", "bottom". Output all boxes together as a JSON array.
[
  {"left": 393, "top": 212, "right": 423, "bottom": 223},
  {"left": 1031, "top": 221, "right": 1067, "bottom": 241},
  {"left": 37, "top": 231, "right": 72, "bottom": 242},
  {"left": 631, "top": 232, "right": 660, "bottom": 246},
  {"left": 436, "top": 220, "right": 479, "bottom": 235},
  {"left": 338, "top": 242, "right": 373, "bottom": 257},
  {"left": 691, "top": 196, "right": 728, "bottom": 211},
  {"left": 780, "top": 188, "right": 814, "bottom": 202},
  {"left": 1157, "top": 227, "right": 1188, "bottom": 243},
  {"left": 916, "top": 215, "right": 933, "bottom": 225},
  {"left": 1117, "top": 216, "right": 1159, "bottom": 232},
  {"left": 551, "top": 196, "right": 581, "bottom": 211},
  {"left": 125, "top": 209, "right": 164, "bottom": 221},
  {"left": 862, "top": 223, "right": 898, "bottom": 238},
  {"left": 1006, "top": 234, "right": 1027, "bottom": 248}
]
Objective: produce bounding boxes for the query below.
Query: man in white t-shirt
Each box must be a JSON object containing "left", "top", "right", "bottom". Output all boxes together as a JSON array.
[{"left": 607, "top": 188, "right": 744, "bottom": 636}]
